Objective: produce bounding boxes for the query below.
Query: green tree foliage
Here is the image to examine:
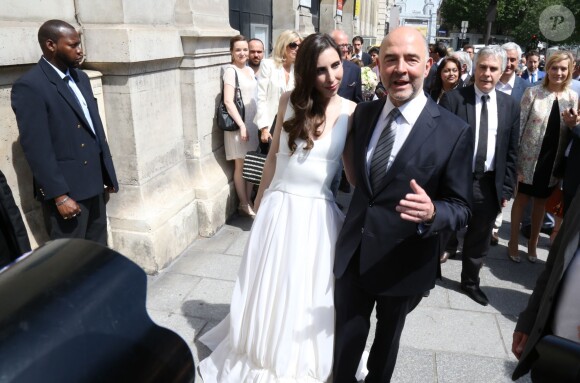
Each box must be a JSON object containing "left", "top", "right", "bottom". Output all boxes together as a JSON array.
[
  {"left": 511, "top": 0, "right": 580, "bottom": 48},
  {"left": 440, "top": 0, "right": 579, "bottom": 46}
]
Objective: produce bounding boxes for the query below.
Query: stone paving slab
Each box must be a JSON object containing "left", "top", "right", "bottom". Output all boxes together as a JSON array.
[
  {"left": 434, "top": 351, "right": 531, "bottom": 383},
  {"left": 168, "top": 252, "right": 241, "bottom": 281},
  {"left": 391, "top": 347, "right": 436, "bottom": 382},
  {"left": 187, "top": 226, "right": 245, "bottom": 254},
  {"left": 400, "top": 306, "right": 507, "bottom": 358},
  {"left": 224, "top": 230, "right": 250, "bottom": 256},
  {"left": 181, "top": 278, "right": 234, "bottom": 321},
  {"left": 145, "top": 272, "right": 201, "bottom": 313}
]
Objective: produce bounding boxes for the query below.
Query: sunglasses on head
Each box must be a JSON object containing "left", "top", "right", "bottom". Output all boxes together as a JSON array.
[{"left": 288, "top": 42, "right": 300, "bottom": 50}]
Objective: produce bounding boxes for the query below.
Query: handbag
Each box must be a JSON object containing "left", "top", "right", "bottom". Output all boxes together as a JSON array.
[
  {"left": 545, "top": 186, "right": 564, "bottom": 218},
  {"left": 242, "top": 145, "right": 267, "bottom": 185},
  {"left": 216, "top": 68, "right": 245, "bottom": 131}
]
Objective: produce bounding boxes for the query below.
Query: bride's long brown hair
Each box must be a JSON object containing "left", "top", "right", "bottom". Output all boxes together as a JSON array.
[{"left": 283, "top": 33, "right": 341, "bottom": 153}]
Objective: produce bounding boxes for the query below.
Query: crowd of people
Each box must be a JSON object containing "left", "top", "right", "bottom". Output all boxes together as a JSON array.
[
  {"left": 4, "top": 18, "right": 580, "bottom": 382},
  {"left": 206, "top": 27, "right": 580, "bottom": 381}
]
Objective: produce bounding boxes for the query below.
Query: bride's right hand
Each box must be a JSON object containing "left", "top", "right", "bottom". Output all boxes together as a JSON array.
[{"left": 260, "top": 128, "right": 272, "bottom": 143}]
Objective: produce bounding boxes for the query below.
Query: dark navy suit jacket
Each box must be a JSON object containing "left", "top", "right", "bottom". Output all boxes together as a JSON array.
[
  {"left": 338, "top": 59, "right": 363, "bottom": 103},
  {"left": 521, "top": 69, "right": 545, "bottom": 84},
  {"left": 11, "top": 58, "right": 118, "bottom": 202},
  {"left": 335, "top": 97, "right": 473, "bottom": 295}
]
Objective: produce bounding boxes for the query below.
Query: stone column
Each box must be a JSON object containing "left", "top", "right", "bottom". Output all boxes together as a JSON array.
[
  {"left": 176, "top": 0, "right": 239, "bottom": 237},
  {"left": 74, "top": 0, "right": 234, "bottom": 272},
  {"left": 273, "top": 0, "right": 316, "bottom": 42}
]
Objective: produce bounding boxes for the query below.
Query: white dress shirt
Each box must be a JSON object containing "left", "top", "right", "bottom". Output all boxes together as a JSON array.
[
  {"left": 496, "top": 73, "right": 516, "bottom": 95},
  {"left": 473, "top": 86, "right": 498, "bottom": 172},
  {"left": 366, "top": 93, "right": 428, "bottom": 176}
]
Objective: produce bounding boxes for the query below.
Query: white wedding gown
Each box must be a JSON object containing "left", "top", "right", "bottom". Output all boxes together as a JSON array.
[{"left": 199, "top": 98, "right": 361, "bottom": 382}]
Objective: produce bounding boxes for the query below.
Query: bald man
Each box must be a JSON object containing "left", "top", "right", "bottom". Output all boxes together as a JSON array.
[{"left": 333, "top": 27, "right": 473, "bottom": 382}]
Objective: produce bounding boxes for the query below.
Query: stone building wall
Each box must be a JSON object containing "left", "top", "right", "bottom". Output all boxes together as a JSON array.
[{"left": 0, "top": 0, "right": 238, "bottom": 273}]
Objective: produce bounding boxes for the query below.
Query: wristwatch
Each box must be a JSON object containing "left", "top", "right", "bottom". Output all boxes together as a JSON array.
[{"left": 424, "top": 204, "right": 436, "bottom": 225}]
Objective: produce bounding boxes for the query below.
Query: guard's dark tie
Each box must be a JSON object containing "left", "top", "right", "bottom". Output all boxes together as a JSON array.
[
  {"left": 63, "top": 75, "right": 82, "bottom": 108},
  {"left": 370, "top": 108, "right": 400, "bottom": 191},
  {"left": 474, "top": 94, "right": 489, "bottom": 178}
]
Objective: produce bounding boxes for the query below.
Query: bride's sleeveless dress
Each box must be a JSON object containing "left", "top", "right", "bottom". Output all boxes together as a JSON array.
[{"left": 199, "top": 98, "right": 353, "bottom": 382}]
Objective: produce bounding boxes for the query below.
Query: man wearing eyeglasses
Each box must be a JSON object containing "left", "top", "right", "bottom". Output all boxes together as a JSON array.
[
  {"left": 331, "top": 30, "right": 363, "bottom": 104},
  {"left": 330, "top": 29, "right": 363, "bottom": 198}
]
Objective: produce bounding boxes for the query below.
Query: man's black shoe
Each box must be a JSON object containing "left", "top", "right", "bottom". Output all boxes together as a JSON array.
[
  {"left": 440, "top": 251, "right": 451, "bottom": 263},
  {"left": 490, "top": 231, "right": 499, "bottom": 246},
  {"left": 460, "top": 284, "right": 489, "bottom": 306}
]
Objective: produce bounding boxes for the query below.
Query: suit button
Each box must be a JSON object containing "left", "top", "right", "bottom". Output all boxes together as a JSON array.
[
  {"left": 83, "top": 161, "right": 88, "bottom": 165},
  {"left": 77, "top": 124, "right": 81, "bottom": 129},
  {"left": 361, "top": 228, "right": 365, "bottom": 234},
  {"left": 369, "top": 202, "right": 374, "bottom": 207},
  {"left": 81, "top": 143, "right": 85, "bottom": 148}
]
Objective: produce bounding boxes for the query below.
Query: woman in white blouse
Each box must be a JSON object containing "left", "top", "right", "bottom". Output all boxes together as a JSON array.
[{"left": 255, "top": 30, "right": 302, "bottom": 145}]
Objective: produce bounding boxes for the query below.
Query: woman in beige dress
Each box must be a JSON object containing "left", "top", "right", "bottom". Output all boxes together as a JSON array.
[
  {"left": 222, "top": 35, "right": 259, "bottom": 217},
  {"left": 255, "top": 30, "right": 302, "bottom": 147},
  {"left": 508, "top": 51, "right": 578, "bottom": 262}
]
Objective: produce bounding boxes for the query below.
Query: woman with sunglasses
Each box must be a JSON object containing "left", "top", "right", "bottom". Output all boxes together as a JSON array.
[
  {"left": 199, "top": 33, "right": 359, "bottom": 382},
  {"left": 255, "top": 30, "right": 302, "bottom": 152}
]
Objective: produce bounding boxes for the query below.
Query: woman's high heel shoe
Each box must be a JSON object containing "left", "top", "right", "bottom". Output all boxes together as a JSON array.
[
  {"left": 507, "top": 241, "right": 521, "bottom": 263},
  {"left": 527, "top": 240, "right": 537, "bottom": 263},
  {"left": 238, "top": 204, "right": 256, "bottom": 218}
]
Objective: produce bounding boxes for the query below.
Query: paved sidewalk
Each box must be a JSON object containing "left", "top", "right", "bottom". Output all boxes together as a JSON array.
[{"left": 146, "top": 200, "right": 548, "bottom": 382}]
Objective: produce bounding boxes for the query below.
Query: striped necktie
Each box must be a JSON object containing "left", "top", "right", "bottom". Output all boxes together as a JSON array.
[{"left": 370, "top": 108, "right": 400, "bottom": 191}]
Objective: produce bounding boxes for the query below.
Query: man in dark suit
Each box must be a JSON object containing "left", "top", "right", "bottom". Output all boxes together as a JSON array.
[
  {"left": 512, "top": 189, "right": 580, "bottom": 381},
  {"left": 11, "top": 19, "right": 118, "bottom": 246},
  {"left": 521, "top": 50, "right": 545, "bottom": 83},
  {"left": 440, "top": 45, "right": 520, "bottom": 305},
  {"left": 352, "top": 35, "right": 372, "bottom": 66},
  {"left": 333, "top": 27, "right": 473, "bottom": 382},
  {"left": 331, "top": 29, "right": 363, "bottom": 103},
  {"left": 330, "top": 29, "right": 363, "bottom": 197}
]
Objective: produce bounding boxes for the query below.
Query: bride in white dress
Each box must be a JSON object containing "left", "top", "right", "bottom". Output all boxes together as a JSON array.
[{"left": 199, "top": 33, "right": 357, "bottom": 382}]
